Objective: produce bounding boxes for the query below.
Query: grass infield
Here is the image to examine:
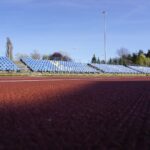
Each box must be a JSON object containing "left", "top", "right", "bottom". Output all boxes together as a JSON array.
[{"left": 0, "top": 71, "right": 149, "bottom": 78}]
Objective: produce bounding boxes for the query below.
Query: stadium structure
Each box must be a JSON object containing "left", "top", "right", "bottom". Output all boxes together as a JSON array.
[{"left": 0, "top": 56, "right": 150, "bottom": 74}]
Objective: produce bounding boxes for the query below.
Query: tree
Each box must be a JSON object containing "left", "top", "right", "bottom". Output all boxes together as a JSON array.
[
  {"left": 49, "top": 52, "right": 72, "bottom": 61},
  {"left": 108, "top": 58, "right": 113, "bottom": 64},
  {"left": 49, "top": 52, "right": 63, "bottom": 60},
  {"left": 117, "top": 47, "right": 129, "bottom": 58},
  {"left": 31, "top": 50, "right": 41, "bottom": 59},
  {"left": 132, "top": 53, "right": 138, "bottom": 64},
  {"left": 138, "top": 50, "right": 144, "bottom": 56},
  {"left": 146, "top": 50, "right": 150, "bottom": 58},
  {"left": 15, "top": 53, "right": 29, "bottom": 61},
  {"left": 42, "top": 55, "right": 49, "bottom": 60},
  {"left": 100, "top": 60, "right": 105, "bottom": 64},
  {"left": 117, "top": 47, "right": 129, "bottom": 65},
  {"left": 124, "top": 54, "right": 133, "bottom": 65},
  {"left": 97, "top": 57, "right": 100, "bottom": 64},
  {"left": 118, "top": 58, "right": 123, "bottom": 65},
  {"left": 146, "top": 57, "right": 150, "bottom": 66},
  {"left": 91, "top": 54, "right": 97, "bottom": 63},
  {"left": 62, "top": 55, "right": 72, "bottom": 61},
  {"left": 6, "top": 37, "right": 13, "bottom": 60},
  {"left": 114, "top": 58, "right": 120, "bottom": 64},
  {"left": 136, "top": 54, "right": 147, "bottom": 66},
  {"left": 106, "top": 49, "right": 150, "bottom": 66}
]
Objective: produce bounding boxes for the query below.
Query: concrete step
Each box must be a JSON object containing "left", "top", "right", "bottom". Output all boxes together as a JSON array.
[{"left": 14, "top": 61, "right": 31, "bottom": 72}]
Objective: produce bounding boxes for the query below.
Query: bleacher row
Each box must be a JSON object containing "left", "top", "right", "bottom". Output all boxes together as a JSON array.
[
  {"left": 21, "top": 58, "right": 99, "bottom": 73},
  {"left": 1, "top": 56, "right": 150, "bottom": 74},
  {"left": 91, "top": 64, "right": 138, "bottom": 74},
  {"left": 0, "top": 57, "right": 19, "bottom": 71}
]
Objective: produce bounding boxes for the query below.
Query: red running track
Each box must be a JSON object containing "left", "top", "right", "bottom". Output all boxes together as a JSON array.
[{"left": 0, "top": 77, "right": 150, "bottom": 149}]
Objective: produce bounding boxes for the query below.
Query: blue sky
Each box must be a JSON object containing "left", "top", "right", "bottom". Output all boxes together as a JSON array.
[{"left": 0, "top": 0, "right": 150, "bottom": 62}]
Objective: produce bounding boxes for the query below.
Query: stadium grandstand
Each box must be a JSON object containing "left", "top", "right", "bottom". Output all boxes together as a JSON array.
[
  {"left": 1, "top": 56, "right": 150, "bottom": 74},
  {"left": 128, "top": 66, "right": 150, "bottom": 74},
  {"left": 21, "top": 57, "right": 99, "bottom": 73},
  {"left": 0, "top": 57, "right": 20, "bottom": 71},
  {"left": 90, "top": 64, "right": 139, "bottom": 74}
]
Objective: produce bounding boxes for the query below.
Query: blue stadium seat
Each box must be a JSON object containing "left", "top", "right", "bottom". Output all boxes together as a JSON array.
[
  {"left": 91, "top": 64, "right": 138, "bottom": 74},
  {"left": 0, "top": 57, "right": 20, "bottom": 71},
  {"left": 21, "top": 58, "right": 59, "bottom": 72},
  {"left": 51, "top": 60, "right": 98, "bottom": 73},
  {"left": 128, "top": 66, "right": 150, "bottom": 74},
  {"left": 21, "top": 58, "right": 98, "bottom": 73}
]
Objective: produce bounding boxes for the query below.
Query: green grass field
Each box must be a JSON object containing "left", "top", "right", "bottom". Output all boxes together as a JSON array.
[{"left": 0, "top": 71, "right": 149, "bottom": 78}]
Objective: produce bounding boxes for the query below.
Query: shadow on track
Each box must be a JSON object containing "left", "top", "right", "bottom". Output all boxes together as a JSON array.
[{"left": 0, "top": 81, "right": 150, "bottom": 150}]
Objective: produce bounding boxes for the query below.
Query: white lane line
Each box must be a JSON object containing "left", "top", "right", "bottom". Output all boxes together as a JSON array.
[{"left": 0, "top": 78, "right": 101, "bottom": 83}]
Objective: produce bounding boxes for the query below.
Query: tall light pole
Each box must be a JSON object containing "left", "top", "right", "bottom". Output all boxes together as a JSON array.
[{"left": 102, "top": 11, "right": 107, "bottom": 63}]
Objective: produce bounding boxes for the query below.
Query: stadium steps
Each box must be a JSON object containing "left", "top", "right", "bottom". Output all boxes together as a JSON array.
[
  {"left": 15, "top": 61, "right": 31, "bottom": 72},
  {"left": 127, "top": 65, "right": 150, "bottom": 74},
  {"left": 127, "top": 66, "right": 144, "bottom": 74},
  {"left": 50, "top": 61, "right": 66, "bottom": 72},
  {"left": 88, "top": 64, "right": 104, "bottom": 73}
]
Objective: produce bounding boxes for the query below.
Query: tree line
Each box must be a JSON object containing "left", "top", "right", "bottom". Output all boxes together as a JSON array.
[
  {"left": 16, "top": 51, "right": 72, "bottom": 61},
  {"left": 4, "top": 37, "right": 150, "bottom": 66},
  {"left": 91, "top": 48, "right": 150, "bottom": 66},
  {"left": 5, "top": 37, "right": 72, "bottom": 61}
]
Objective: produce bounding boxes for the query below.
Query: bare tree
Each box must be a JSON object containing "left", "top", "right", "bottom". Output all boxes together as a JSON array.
[
  {"left": 42, "top": 54, "right": 49, "bottom": 60},
  {"left": 117, "top": 47, "right": 130, "bottom": 65},
  {"left": 117, "top": 47, "right": 129, "bottom": 57},
  {"left": 15, "top": 53, "right": 29, "bottom": 61},
  {"left": 31, "top": 50, "right": 41, "bottom": 59},
  {"left": 6, "top": 37, "right": 13, "bottom": 60}
]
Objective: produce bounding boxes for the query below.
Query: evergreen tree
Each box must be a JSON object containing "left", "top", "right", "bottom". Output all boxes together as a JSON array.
[
  {"left": 146, "top": 50, "right": 150, "bottom": 58},
  {"left": 138, "top": 50, "right": 144, "bottom": 56},
  {"left": 91, "top": 54, "right": 97, "bottom": 63},
  {"left": 108, "top": 58, "right": 113, "bottom": 64},
  {"left": 97, "top": 57, "right": 100, "bottom": 64}
]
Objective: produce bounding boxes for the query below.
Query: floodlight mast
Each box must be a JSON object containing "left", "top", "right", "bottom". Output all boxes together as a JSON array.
[{"left": 102, "top": 11, "right": 107, "bottom": 64}]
